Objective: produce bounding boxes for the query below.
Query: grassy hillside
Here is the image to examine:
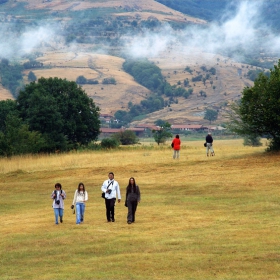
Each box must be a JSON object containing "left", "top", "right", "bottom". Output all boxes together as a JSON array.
[
  {"left": 1, "top": 140, "right": 280, "bottom": 279},
  {"left": 0, "top": 0, "right": 273, "bottom": 125},
  {"left": 19, "top": 48, "right": 253, "bottom": 124}
]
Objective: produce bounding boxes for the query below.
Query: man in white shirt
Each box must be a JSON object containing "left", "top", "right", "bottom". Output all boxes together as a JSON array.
[{"left": 101, "top": 172, "right": 121, "bottom": 222}]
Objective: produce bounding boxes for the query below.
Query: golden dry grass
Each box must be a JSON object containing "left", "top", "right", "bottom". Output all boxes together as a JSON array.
[
  {"left": 28, "top": 52, "right": 149, "bottom": 114},
  {"left": 1, "top": 139, "right": 280, "bottom": 279},
  {"left": 17, "top": 0, "right": 206, "bottom": 24},
  {"left": 0, "top": 85, "right": 14, "bottom": 101}
]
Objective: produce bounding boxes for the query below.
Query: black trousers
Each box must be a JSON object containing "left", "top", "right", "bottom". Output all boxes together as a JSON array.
[
  {"left": 127, "top": 199, "right": 138, "bottom": 222},
  {"left": 105, "top": 198, "right": 116, "bottom": 221}
]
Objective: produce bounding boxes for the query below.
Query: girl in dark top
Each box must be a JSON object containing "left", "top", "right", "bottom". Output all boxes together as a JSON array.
[{"left": 125, "top": 177, "right": 141, "bottom": 224}]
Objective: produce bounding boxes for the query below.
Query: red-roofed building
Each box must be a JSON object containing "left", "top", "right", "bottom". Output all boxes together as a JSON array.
[
  {"left": 171, "top": 124, "right": 204, "bottom": 131},
  {"left": 135, "top": 124, "right": 160, "bottom": 131},
  {"left": 99, "top": 128, "right": 124, "bottom": 137}
]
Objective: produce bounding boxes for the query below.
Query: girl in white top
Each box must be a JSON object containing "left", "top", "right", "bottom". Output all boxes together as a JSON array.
[{"left": 72, "top": 182, "right": 88, "bottom": 224}]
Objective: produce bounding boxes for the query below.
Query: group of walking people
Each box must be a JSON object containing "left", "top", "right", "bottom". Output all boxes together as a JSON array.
[
  {"left": 171, "top": 132, "right": 215, "bottom": 159},
  {"left": 51, "top": 172, "right": 140, "bottom": 225}
]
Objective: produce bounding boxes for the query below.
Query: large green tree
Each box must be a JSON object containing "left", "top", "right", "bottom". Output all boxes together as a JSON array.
[
  {"left": 17, "top": 77, "right": 100, "bottom": 152},
  {"left": 228, "top": 60, "right": 280, "bottom": 151}
]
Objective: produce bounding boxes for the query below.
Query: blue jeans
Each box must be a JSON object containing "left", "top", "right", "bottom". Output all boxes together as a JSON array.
[
  {"left": 53, "top": 208, "right": 64, "bottom": 224},
  {"left": 76, "top": 203, "right": 85, "bottom": 224}
]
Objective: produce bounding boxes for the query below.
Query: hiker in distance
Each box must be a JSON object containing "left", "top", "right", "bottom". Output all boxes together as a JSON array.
[
  {"left": 171, "top": 134, "right": 181, "bottom": 159},
  {"left": 101, "top": 172, "right": 121, "bottom": 222},
  {"left": 205, "top": 132, "right": 215, "bottom": 156}
]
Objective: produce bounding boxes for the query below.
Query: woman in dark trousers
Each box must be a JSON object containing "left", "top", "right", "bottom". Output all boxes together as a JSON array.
[{"left": 125, "top": 177, "right": 141, "bottom": 224}]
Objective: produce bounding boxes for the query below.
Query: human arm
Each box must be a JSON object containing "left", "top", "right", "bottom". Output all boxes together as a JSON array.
[
  {"left": 137, "top": 185, "right": 141, "bottom": 203},
  {"left": 101, "top": 180, "right": 108, "bottom": 193},
  {"left": 72, "top": 190, "right": 77, "bottom": 205},
  {"left": 51, "top": 191, "right": 55, "bottom": 199},
  {"left": 84, "top": 191, "right": 88, "bottom": 202},
  {"left": 61, "top": 190, "right": 66, "bottom": 199},
  {"left": 116, "top": 182, "right": 121, "bottom": 203}
]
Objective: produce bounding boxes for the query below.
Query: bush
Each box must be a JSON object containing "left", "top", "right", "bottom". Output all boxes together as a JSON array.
[
  {"left": 243, "top": 136, "right": 262, "bottom": 147},
  {"left": 112, "top": 130, "right": 138, "bottom": 145},
  {"left": 102, "top": 78, "right": 116, "bottom": 85},
  {"left": 100, "top": 138, "right": 120, "bottom": 149},
  {"left": 76, "top": 75, "right": 87, "bottom": 84}
]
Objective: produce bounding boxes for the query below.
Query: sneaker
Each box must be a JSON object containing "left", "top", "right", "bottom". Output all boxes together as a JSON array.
[
  {"left": 60, "top": 217, "right": 63, "bottom": 223},
  {"left": 127, "top": 221, "right": 132, "bottom": 224},
  {"left": 111, "top": 219, "right": 115, "bottom": 222}
]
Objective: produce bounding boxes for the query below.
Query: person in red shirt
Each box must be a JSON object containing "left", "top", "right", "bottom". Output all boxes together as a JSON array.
[{"left": 172, "top": 134, "right": 181, "bottom": 159}]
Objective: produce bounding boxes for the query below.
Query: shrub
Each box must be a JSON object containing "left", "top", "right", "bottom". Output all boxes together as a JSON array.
[{"left": 100, "top": 138, "right": 120, "bottom": 148}]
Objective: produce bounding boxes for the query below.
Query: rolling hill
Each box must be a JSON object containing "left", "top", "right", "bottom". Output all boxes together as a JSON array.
[{"left": 0, "top": 0, "right": 274, "bottom": 125}]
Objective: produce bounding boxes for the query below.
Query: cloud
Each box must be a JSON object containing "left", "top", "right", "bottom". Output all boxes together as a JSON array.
[
  {"left": 0, "top": 0, "right": 278, "bottom": 64},
  {"left": 123, "top": 0, "right": 279, "bottom": 62},
  {"left": 0, "top": 23, "right": 58, "bottom": 59}
]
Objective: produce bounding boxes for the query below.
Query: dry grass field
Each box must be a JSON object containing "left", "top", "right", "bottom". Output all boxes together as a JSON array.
[
  {"left": 0, "top": 85, "right": 14, "bottom": 101},
  {"left": 1, "top": 139, "right": 280, "bottom": 279}
]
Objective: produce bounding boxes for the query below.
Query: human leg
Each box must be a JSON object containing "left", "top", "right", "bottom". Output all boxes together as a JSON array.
[
  {"left": 53, "top": 208, "right": 59, "bottom": 224},
  {"left": 131, "top": 201, "right": 138, "bottom": 222},
  {"left": 173, "top": 150, "right": 176, "bottom": 159},
  {"left": 59, "top": 208, "right": 64, "bottom": 223},
  {"left": 127, "top": 200, "right": 133, "bottom": 223},
  {"left": 80, "top": 203, "right": 85, "bottom": 222},
  {"left": 210, "top": 144, "right": 215, "bottom": 156},
  {"left": 206, "top": 144, "right": 210, "bottom": 156},
  {"left": 110, "top": 199, "right": 116, "bottom": 222},
  {"left": 76, "top": 203, "right": 82, "bottom": 224},
  {"left": 105, "top": 199, "right": 111, "bottom": 221}
]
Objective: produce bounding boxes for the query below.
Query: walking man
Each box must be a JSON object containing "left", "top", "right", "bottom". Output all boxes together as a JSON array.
[{"left": 101, "top": 172, "right": 121, "bottom": 222}]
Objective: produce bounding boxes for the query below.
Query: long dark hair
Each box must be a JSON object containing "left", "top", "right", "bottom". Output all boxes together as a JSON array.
[
  {"left": 127, "top": 177, "right": 136, "bottom": 193},
  {"left": 77, "top": 182, "right": 85, "bottom": 193}
]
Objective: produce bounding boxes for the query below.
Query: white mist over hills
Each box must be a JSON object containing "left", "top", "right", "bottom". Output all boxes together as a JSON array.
[
  {"left": 0, "top": 24, "right": 57, "bottom": 59},
  {"left": 0, "top": 0, "right": 279, "bottom": 63},
  {"left": 125, "top": 0, "right": 279, "bottom": 62}
]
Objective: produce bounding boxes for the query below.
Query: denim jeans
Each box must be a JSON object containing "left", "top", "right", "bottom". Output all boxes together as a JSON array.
[
  {"left": 76, "top": 203, "right": 85, "bottom": 224},
  {"left": 53, "top": 208, "right": 64, "bottom": 224}
]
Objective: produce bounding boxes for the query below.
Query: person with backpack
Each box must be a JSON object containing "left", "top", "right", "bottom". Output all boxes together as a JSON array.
[
  {"left": 205, "top": 132, "right": 215, "bottom": 156},
  {"left": 71, "top": 182, "right": 88, "bottom": 224},
  {"left": 171, "top": 134, "right": 181, "bottom": 159},
  {"left": 51, "top": 183, "right": 66, "bottom": 225}
]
